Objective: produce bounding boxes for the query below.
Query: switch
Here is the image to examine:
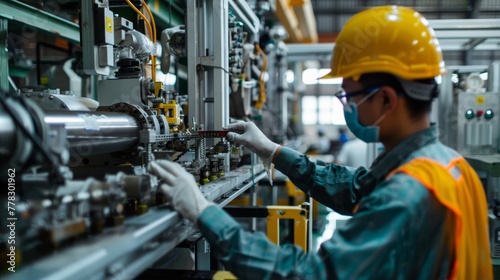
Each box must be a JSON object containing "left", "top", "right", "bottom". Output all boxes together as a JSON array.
[
  {"left": 465, "top": 109, "right": 475, "bottom": 120},
  {"left": 485, "top": 109, "right": 494, "bottom": 120},
  {"left": 477, "top": 110, "right": 484, "bottom": 118}
]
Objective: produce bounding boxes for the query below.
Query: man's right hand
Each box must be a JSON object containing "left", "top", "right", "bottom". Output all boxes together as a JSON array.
[{"left": 223, "top": 122, "right": 279, "bottom": 161}]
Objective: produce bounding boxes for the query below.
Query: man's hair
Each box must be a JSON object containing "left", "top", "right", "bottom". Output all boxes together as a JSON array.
[{"left": 358, "top": 73, "right": 435, "bottom": 119}]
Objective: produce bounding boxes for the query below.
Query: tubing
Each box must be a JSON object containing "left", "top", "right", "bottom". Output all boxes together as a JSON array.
[{"left": 44, "top": 111, "right": 140, "bottom": 155}]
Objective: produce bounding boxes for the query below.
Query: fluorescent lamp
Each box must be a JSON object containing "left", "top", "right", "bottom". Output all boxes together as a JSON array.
[
  {"left": 286, "top": 70, "right": 295, "bottom": 83},
  {"left": 302, "top": 68, "right": 342, "bottom": 85}
]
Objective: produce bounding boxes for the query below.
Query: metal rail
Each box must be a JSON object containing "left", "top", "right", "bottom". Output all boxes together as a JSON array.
[{"left": 7, "top": 165, "right": 266, "bottom": 280}]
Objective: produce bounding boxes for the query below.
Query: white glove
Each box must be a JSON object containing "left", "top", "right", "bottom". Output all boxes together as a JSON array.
[
  {"left": 224, "top": 122, "right": 280, "bottom": 185},
  {"left": 223, "top": 122, "right": 280, "bottom": 162},
  {"left": 149, "top": 160, "right": 214, "bottom": 223}
]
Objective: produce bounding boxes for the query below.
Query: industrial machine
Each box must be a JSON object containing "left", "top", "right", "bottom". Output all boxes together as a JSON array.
[
  {"left": 0, "top": 0, "right": 296, "bottom": 278},
  {"left": 448, "top": 71, "right": 499, "bottom": 156},
  {"left": 437, "top": 62, "right": 500, "bottom": 258}
]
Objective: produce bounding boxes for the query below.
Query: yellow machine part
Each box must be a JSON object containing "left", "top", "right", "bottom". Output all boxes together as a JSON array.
[
  {"left": 153, "top": 81, "right": 162, "bottom": 97},
  {"left": 158, "top": 100, "right": 181, "bottom": 125},
  {"left": 286, "top": 179, "right": 318, "bottom": 219},
  {"left": 212, "top": 271, "right": 238, "bottom": 280},
  {"left": 267, "top": 205, "right": 309, "bottom": 252}
]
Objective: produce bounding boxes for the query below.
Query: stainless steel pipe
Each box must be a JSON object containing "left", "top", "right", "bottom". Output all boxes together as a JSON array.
[
  {"left": 44, "top": 111, "right": 140, "bottom": 156},
  {"left": 0, "top": 111, "right": 16, "bottom": 160}
]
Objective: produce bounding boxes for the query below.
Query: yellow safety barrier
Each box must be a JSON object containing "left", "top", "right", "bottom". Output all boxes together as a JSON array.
[
  {"left": 285, "top": 179, "right": 304, "bottom": 198},
  {"left": 212, "top": 271, "right": 238, "bottom": 280},
  {"left": 285, "top": 179, "right": 318, "bottom": 219},
  {"left": 266, "top": 204, "right": 309, "bottom": 252}
]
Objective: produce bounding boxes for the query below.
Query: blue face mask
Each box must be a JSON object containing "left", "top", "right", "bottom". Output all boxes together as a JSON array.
[{"left": 343, "top": 89, "right": 386, "bottom": 143}]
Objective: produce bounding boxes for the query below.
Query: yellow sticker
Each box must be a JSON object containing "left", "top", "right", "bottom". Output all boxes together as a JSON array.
[
  {"left": 476, "top": 95, "right": 485, "bottom": 105},
  {"left": 105, "top": 17, "right": 113, "bottom": 33},
  {"left": 40, "top": 77, "right": 49, "bottom": 85}
]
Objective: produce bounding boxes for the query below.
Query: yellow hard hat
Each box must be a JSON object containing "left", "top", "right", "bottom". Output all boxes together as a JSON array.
[{"left": 322, "top": 6, "right": 446, "bottom": 81}]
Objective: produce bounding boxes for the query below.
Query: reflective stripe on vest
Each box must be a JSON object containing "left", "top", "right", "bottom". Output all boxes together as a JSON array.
[{"left": 387, "top": 157, "right": 492, "bottom": 280}]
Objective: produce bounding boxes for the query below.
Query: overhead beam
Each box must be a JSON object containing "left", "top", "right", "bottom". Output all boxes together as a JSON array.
[
  {"left": 290, "top": 0, "right": 318, "bottom": 43},
  {"left": 312, "top": 6, "right": 500, "bottom": 15},
  {"left": 0, "top": 0, "right": 80, "bottom": 43},
  {"left": 286, "top": 43, "right": 332, "bottom": 62},
  {"left": 276, "top": 0, "right": 319, "bottom": 43},
  {"left": 440, "top": 42, "right": 500, "bottom": 51},
  {"left": 435, "top": 29, "right": 500, "bottom": 39},
  {"left": 427, "top": 18, "right": 500, "bottom": 30},
  {"left": 276, "top": 0, "right": 303, "bottom": 42},
  {"left": 286, "top": 39, "right": 500, "bottom": 62}
]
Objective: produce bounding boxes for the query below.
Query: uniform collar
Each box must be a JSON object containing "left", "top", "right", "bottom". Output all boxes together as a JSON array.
[
  {"left": 353, "top": 124, "right": 439, "bottom": 198},
  {"left": 371, "top": 124, "right": 438, "bottom": 173}
]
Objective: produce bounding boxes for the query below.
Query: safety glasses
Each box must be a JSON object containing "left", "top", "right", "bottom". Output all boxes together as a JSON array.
[{"left": 334, "top": 87, "right": 381, "bottom": 107}]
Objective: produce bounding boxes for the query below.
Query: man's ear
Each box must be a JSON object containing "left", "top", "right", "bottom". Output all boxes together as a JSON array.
[{"left": 379, "top": 86, "right": 398, "bottom": 113}]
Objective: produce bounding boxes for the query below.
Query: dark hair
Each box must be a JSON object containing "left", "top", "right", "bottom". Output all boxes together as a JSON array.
[{"left": 358, "top": 73, "right": 434, "bottom": 119}]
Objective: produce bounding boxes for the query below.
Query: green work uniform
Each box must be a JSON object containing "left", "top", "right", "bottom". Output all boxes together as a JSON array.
[{"left": 198, "top": 126, "right": 487, "bottom": 279}]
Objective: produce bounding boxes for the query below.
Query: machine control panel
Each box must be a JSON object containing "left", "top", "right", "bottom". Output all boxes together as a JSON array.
[{"left": 457, "top": 91, "right": 499, "bottom": 155}]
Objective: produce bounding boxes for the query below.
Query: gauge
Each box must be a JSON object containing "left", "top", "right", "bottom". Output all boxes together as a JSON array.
[{"left": 465, "top": 73, "right": 484, "bottom": 90}]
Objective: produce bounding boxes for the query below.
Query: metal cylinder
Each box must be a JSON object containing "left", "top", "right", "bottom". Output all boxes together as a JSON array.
[
  {"left": 0, "top": 98, "right": 36, "bottom": 170},
  {"left": 0, "top": 111, "right": 16, "bottom": 158},
  {"left": 44, "top": 111, "right": 140, "bottom": 156}
]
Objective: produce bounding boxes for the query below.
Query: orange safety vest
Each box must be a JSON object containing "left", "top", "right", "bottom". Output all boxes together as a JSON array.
[{"left": 387, "top": 156, "right": 492, "bottom": 280}]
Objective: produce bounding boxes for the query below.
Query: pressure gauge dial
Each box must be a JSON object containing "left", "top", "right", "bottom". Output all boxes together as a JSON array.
[{"left": 465, "top": 73, "right": 484, "bottom": 90}]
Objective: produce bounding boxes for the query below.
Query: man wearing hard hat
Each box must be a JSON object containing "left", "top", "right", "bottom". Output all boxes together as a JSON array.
[{"left": 151, "top": 6, "right": 492, "bottom": 279}]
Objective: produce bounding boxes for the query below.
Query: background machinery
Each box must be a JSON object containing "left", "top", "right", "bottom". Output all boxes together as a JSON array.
[{"left": 0, "top": 0, "right": 300, "bottom": 278}]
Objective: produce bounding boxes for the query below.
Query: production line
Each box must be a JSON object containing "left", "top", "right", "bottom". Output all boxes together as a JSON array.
[{"left": 0, "top": 0, "right": 274, "bottom": 278}]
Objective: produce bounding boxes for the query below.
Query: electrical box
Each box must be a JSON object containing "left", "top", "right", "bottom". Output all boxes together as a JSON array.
[
  {"left": 490, "top": 214, "right": 500, "bottom": 258},
  {"left": 456, "top": 90, "right": 499, "bottom": 155}
]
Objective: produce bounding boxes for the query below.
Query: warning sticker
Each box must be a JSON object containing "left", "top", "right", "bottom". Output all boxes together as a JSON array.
[
  {"left": 106, "top": 17, "right": 113, "bottom": 33},
  {"left": 475, "top": 95, "right": 485, "bottom": 105}
]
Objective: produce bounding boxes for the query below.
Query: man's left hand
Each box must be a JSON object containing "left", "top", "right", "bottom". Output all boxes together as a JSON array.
[{"left": 149, "top": 160, "right": 214, "bottom": 223}]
